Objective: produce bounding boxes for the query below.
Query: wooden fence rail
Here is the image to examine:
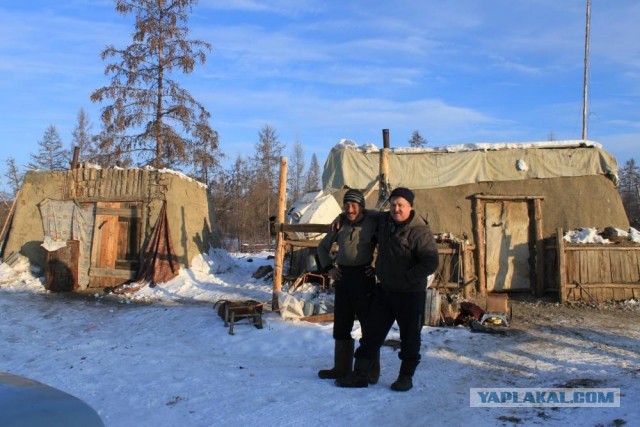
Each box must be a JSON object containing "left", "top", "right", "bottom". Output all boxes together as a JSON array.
[{"left": 552, "top": 228, "right": 640, "bottom": 303}]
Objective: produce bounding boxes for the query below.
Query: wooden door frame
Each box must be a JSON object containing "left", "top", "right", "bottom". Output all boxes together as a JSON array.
[
  {"left": 471, "top": 194, "right": 544, "bottom": 296},
  {"left": 89, "top": 201, "right": 144, "bottom": 286}
]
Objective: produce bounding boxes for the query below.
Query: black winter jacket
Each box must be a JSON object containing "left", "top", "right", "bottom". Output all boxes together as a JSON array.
[{"left": 374, "top": 211, "right": 439, "bottom": 292}]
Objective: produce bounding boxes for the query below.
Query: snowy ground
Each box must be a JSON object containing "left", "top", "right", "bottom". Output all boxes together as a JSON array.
[{"left": 0, "top": 249, "right": 638, "bottom": 427}]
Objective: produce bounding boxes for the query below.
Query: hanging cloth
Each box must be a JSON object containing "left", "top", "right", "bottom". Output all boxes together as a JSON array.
[{"left": 136, "top": 201, "right": 180, "bottom": 285}]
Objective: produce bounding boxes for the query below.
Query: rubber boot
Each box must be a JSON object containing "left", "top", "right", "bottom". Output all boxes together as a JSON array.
[
  {"left": 318, "top": 339, "right": 354, "bottom": 379},
  {"left": 335, "top": 358, "right": 372, "bottom": 388},
  {"left": 368, "top": 350, "right": 380, "bottom": 385},
  {"left": 390, "top": 360, "right": 418, "bottom": 392}
]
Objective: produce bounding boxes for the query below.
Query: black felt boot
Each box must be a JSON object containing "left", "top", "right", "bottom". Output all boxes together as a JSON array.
[
  {"left": 390, "top": 374, "right": 413, "bottom": 392},
  {"left": 335, "top": 358, "right": 372, "bottom": 388},
  {"left": 368, "top": 350, "right": 380, "bottom": 385},
  {"left": 318, "top": 339, "right": 354, "bottom": 379},
  {"left": 390, "top": 360, "right": 418, "bottom": 392}
]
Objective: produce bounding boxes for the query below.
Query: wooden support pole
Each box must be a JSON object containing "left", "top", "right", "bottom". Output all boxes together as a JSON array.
[
  {"left": 556, "top": 227, "right": 566, "bottom": 303},
  {"left": 461, "top": 241, "right": 473, "bottom": 299},
  {"left": 275, "top": 223, "right": 331, "bottom": 233},
  {"left": 272, "top": 157, "right": 288, "bottom": 309},
  {"left": 534, "top": 198, "right": 545, "bottom": 296},
  {"left": 472, "top": 197, "right": 487, "bottom": 296},
  {"left": 0, "top": 189, "right": 19, "bottom": 258}
]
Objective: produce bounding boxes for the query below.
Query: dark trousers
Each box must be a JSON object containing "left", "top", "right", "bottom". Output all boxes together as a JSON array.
[
  {"left": 333, "top": 266, "right": 375, "bottom": 340},
  {"left": 355, "top": 287, "right": 426, "bottom": 368}
]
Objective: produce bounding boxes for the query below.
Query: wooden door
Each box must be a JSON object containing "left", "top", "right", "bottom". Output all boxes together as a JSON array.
[
  {"left": 45, "top": 240, "right": 80, "bottom": 291},
  {"left": 89, "top": 202, "right": 142, "bottom": 287},
  {"left": 484, "top": 201, "right": 531, "bottom": 291}
]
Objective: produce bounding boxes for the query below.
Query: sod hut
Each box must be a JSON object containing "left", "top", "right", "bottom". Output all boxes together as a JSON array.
[{"left": 1, "top": 167, "right": 219, "bottom": 291}]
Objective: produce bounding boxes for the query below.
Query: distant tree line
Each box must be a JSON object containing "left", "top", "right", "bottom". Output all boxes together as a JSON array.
[
  {"left": 0, "top": 117, "right": 321, "bottom": 250},
  {"left": 619, "top": 159, "right": 640, "bottom": 228}
]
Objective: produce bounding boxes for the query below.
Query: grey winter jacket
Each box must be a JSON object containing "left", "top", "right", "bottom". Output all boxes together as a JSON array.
[{"left": 317, "top": 212, "right": 377, "bottom": 270}]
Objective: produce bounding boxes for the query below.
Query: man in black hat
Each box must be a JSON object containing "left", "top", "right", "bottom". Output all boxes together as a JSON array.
[
  {"left": 316, "top": 189, "right": 379, "bottom": 383},
  {"left": 336, "top": 187, "right": 439, "bottom": 391}
]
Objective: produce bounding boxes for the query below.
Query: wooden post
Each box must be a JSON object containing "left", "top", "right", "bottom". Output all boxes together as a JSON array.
[
  {"left": 272, "top": 157, "right": 288, "bottom": 309},
  {"left": 0, "top": 189, "right": 19, "bottom": 258},
  {"left": 461, "top": 241, "right": 472, "bottom": 299},
  {"left": 472, "top": 196, "right": 487, "bottom": 296},
  {"left": 556, "top": 227, "right": 566, "bottom": 303},
  {"left": 534, "top": 198, "right": 545, "bottom": 296}
]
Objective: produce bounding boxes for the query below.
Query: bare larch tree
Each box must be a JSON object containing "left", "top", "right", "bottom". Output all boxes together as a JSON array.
[
  {"left": 29, "top": 125, "right": 69, "bottom": 171},
  {"left": 91, "top": 0, "right": 217, "bottom": 169}
]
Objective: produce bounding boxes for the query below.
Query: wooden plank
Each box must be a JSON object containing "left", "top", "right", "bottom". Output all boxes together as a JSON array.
[
  {"left": 587, "top": 250, "right": 599, "bottom": 283},
  {"left": 534, "top": 199, "right": 544, "bottom": 296},
  {"left": 484, "top": 202, "right": 501, "bottom": 292},
  {"left": 71, "top": 197, "right": 146, "bottom": 203},
  {"left": 566, "top": 283, "right": 640, "bottom": 289},
  {"left": 91, "top": 201, "right": 122, "bottom": 269},
  {"left": 624, "top": 251, "right": 636, "bottom": 282},
  {"left": 472, "top": 195, "right": 544, "bottom": 201},
  {"left": 301, "top": 313, "right": 334, "bottom": 323},
  {"left": 609, "top": 251, "right": 624, "bottom": 283},
  {"left": 284, "top": 239, "right": 321, "bottom": 249},
  {"left": 473, "top": 198, "right": 486, "bottom": 296},
  {"left": 565, "top": 250, "right": 577, "bottom": 284},
  {"left": 277, "top": 223, "right": 332, "bottom": 233},
  {"left": 461, "top": 242, "right": 474, "bottom": 298},
  {"left": 95, "top": 207, "right": 142, "bottom": 218},
  {"left": 89, "top": 267, "right": 137, "bottom": 280},
  {"left": 577, "top": 250, "right": 588, "bottom": 285},
  {"left": 598, "top": 250, "right": 611, "bottom": 284},
  {"left": 563, "top": 283, "right": 640, "bottom": 302},
  {"left": 117, "top": 220, "right": 129, "bottom": 261},
  {"left": 556, "top": 228, "right": 566, "bottom": 303},
  {"left": 563, "top": 246, "right": 640, "bottom": 251},
  {"left": 272, "top": 157, "right": 288, "bottom": 307},
  {"left": 612, "top": 287, "right": 621, "bottom": 301}
]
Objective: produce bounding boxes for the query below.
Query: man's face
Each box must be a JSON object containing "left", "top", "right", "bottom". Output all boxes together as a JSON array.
[
  {"left": 390, "top": 197, "right": 412, "bottom": 223},
  {"left": 343, "top": 201, "right": 363, "bottom": 222}
]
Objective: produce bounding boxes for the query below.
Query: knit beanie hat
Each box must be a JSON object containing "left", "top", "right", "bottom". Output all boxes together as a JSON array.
[
  {"left": 343, "top": 189, "right": 365, "bottom": 207},
  {"left": 389, "top": 187, "right": 415, "bottom": 206}
]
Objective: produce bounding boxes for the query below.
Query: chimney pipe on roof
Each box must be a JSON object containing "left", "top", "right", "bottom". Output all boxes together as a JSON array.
[
  {"left": 378, "top": 129, "right": 390, "bottom": 206},
  {"left": 70, "top": 146, "right": 80, "bottom": 170}
]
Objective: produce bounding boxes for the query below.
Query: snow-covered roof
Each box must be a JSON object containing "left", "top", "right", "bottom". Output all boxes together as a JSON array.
[
  {"left": 323, "top": 139, "right": 618, "bottom": 192},
  {"left": 334, "top": 138, "right": 603, "bottom": 153}
]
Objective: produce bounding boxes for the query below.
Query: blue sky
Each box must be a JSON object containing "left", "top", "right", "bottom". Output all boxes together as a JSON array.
[{"left": 0, "top": 0, "right": 638, "bottom": 187}]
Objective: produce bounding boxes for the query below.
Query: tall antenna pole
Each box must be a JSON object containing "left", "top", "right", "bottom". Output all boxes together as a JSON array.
[{"left": 581, "top": 0, "right": 591, "bottom": 140}]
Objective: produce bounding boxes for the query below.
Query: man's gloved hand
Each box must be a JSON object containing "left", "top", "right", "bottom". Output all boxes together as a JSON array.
[
  {"left": 365, "top": 265, "right": 376, "bottom": 278},
  {"left": 328, "top": 267, "right": 342, "bottom": 281}
]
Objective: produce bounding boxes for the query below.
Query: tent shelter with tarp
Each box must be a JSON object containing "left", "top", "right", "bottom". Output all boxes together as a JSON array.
[
  {"left": 300, "top": 138, "right": 630, "bottom": 297},
  {"left": 1, "top": 167, "right": 219, "bottom": 291}
]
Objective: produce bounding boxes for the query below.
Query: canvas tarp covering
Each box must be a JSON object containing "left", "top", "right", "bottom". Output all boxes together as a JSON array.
[
  {"left": 39, "top": 199, "right": 95, "bottom": 288},
  {"left": 136, "top": 201, "right": 180, "bottom": 285},
  {"left": 322, "top": 143, "right": 619, "bottom": 193}
]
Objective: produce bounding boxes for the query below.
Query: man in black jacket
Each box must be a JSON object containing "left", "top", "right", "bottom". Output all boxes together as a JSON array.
[{"left": 336, "top": 187, "right": 439, "bottom": 391}]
